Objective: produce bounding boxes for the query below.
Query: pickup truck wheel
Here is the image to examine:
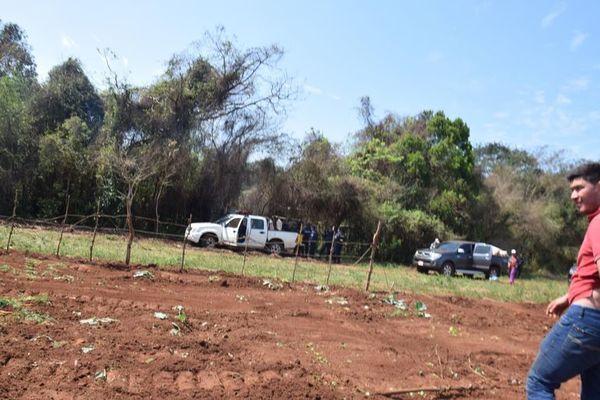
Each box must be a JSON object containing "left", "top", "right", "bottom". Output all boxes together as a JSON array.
[
  {"left": 441, "top": 262, "right": 455, "bottom": 277},
  {"left": 267, "top": 240, "right": 284, "bottom": 256},
  {"left": 200, "top": 234, "right": 218, "bottom": 248}
]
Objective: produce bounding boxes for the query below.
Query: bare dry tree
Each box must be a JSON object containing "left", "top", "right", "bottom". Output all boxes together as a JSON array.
[{"left": 105, "top": 143, "right": 160, "bottom": 265}]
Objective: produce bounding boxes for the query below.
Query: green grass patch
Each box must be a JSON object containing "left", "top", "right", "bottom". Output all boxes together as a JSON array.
[
  {"left": 0, "top": 264, "right": 13, "bottom": 273},
  {"left": 24, "top": 258, "right": 42, "bottom": 279},
  {"left": 0, "top": 225, "right": 567, "bottom": 303},
  {"left": 0, "top": 293, "right": 53, "bottom": 324},
  {"left": 21, "top": 293, "right": 50, "bottom": 305}
]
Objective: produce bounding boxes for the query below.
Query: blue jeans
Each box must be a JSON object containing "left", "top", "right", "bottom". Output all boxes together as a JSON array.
[{"left": 527, "top": 305, "right": 600, "bottom": 399}]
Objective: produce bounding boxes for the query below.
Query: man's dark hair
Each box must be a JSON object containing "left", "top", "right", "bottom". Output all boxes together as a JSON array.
[{"left": 567, "top": 162, "right": 600, "bottom": 184}]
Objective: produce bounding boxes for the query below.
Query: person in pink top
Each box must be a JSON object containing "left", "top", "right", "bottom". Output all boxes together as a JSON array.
[
  {"left": 527, "top": 162, "right": 600, "bottom": 399},
  {"left": 508, "top": 249, "right": 518, "bottom": 284}
]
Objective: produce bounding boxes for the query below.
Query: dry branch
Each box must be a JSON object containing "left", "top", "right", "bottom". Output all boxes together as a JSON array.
[{"left": 375, "top": 383, "right": 480, "bottom": 397}]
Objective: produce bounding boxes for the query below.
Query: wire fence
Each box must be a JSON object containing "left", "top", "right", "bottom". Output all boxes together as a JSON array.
[
  {"left": 0, "top": 212, "right": 376, "bottom": 263},
  {"left": 0, "top": 200, "right": 385, "bottom": 290}
]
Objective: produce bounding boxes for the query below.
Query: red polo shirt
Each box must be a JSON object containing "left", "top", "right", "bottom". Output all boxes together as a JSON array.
[{"left": 568, "top": 208, "right": 600, "bottom": 304}]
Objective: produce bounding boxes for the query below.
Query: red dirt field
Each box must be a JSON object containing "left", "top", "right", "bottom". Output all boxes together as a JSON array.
[{"left": 0, "top": 250, "right": 579, "bottom": 399}]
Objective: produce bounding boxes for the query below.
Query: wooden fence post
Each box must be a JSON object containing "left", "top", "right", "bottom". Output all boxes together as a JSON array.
[
  {"left": 292, "top": 223, "right": 303, "bottom": 282},
  {"left": 180, "top": 214, "right": 192, "bottom": 273},
  {"left": 89, "top": 200, "right": 101, "bottom": 262},
  {"left": 241, "top": 215, "right": 250, "bottom": 276},
  {"left": 55, "top": 194, "right": 70, "bottom": 257},
  {"left": 365, "top": 221, "right": 382, "bottom": 291},
  {"left": 326, "top": 228, "right": 336, "bottom": 286},
  {"left": 5, "top": 189, "right": 19, "bottom": 253}
]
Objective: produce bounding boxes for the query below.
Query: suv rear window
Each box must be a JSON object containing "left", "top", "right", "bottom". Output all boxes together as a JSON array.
[
  {"left": 437, "top": 242, "right": 458, "bottom": 252},
  {"left": 474, "top": 245, "right": 491, "bottom": 254}
]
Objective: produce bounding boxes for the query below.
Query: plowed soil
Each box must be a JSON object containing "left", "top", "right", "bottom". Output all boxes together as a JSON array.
[{"left": 0, "top": 250, "right": 578, "bottom": 399}]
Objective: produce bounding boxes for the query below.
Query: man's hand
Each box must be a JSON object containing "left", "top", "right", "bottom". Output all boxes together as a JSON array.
[{"left": 546, "top": 294, "right": 569, "bottom": 318}]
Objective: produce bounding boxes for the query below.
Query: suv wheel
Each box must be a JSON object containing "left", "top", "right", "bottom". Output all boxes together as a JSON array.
[{"left": 441, "top": 262, "right": 455, "bottom": 277}]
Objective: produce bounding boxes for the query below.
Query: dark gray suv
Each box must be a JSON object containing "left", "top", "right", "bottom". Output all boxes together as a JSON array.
[{"left": 413, "top": 240, "right": 508, "bottom": 278}]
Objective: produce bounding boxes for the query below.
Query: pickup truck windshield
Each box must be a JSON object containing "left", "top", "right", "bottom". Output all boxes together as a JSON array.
[{"left": 214, "top": 215, "right": 232, "bottom": 224}]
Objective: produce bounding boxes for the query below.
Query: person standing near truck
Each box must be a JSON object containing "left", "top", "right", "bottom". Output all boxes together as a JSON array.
[
  {"left": 332, "top": 226, "right": 345, "bottom": 263},
  {"left": 516, "top": 253, "right": 525, "bottom": 278},
  {"left": 308, "top": 224, "right": 318, "bottom": 258},
  {"left": 508, "top": 249, "right": 518, "bottom": 284},
  {"left": 320, "top": 226, "right": 334, "bottom": 259},
  {"left": 526, "top": 162, "right": 600, "bottom": 399}
]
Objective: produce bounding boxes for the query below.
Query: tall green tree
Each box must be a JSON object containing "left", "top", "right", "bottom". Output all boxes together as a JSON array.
[
  {"left": 349, "top": 109, "right": 478, "bottom": 261},
  {"left": 36, "top": 116, "right": 96, "bottom": 216},
  {"left": 0, "top": 74, "right": 35, "bottom": 214},
  {"left": 0, "top": 20, "right": 37, "bottom": 214},
  {"left": 30, "top": 58, "right": 104, "bottom": 137},
  {"left": 0, "top": 20, "right": 36, "bottom": 80}
]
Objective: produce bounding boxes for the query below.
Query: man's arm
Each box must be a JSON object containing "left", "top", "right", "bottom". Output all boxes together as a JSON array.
[{"left": 546, "top": 294, "right": 569, "bottom": 317}]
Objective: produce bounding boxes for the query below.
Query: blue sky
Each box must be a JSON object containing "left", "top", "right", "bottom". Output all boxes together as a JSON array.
[{"left": 3, "top": 0, "right": 600, "bottom": 161}]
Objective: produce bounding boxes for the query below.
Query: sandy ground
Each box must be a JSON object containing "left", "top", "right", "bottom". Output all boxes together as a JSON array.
[{"left": 0, "top": 250, "right": 579, "bottom": 399}]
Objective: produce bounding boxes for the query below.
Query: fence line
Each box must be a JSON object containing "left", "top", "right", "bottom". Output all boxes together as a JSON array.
[
  {"left": 1, "top": 218, "right": 395, "bottom": 292},
  {"left": 1, "top": 205, "right": 399, "bottom": 292}
]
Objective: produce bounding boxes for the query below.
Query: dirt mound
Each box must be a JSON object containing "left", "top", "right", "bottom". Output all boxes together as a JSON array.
[{"left": 0, "top": 251, "right": 578, "bottom": 399}]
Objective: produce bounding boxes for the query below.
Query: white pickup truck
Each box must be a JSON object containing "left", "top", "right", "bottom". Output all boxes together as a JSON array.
[{"left": 186, "top": 214, "right": 299, "bottom": 255}]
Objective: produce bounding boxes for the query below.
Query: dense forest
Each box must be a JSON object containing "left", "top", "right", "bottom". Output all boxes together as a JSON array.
[{"left": 0, "top": 20, "right": 589, "bottom": 271}]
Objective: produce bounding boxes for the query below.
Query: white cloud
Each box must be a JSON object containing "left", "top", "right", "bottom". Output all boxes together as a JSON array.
[
  {"left": 304, "top": 84, "right": 322, "bottom": 95},
  {"left": 555, "top": 94, "right": 571, "bottom": 105},
  {"left": 588, "top": 111, "right": 600, "bottom": 121},
  {"left": 541, "top": 4, "right": 565, "bottom": 28},
  {"left": 486, "top": 86, "right": 600, "bottom": 160},
  {"left": 122, "top": 56, "right": 129, "bottom": 67},
  {"left": 61, "top": 34, "right": 77, "bottom": 48},
  {"left": 570, "top": 31, "right": 588, "bottom": 50},
  {"left": 563, "top": 77, "right": 590, "bottom": 92},
  {"left": 329, "top": 94, "right": 341, "bottom": 101}
]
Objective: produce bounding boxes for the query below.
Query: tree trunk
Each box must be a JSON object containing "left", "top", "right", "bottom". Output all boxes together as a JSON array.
[
  {"left": 154, "top": 186, "right": 162, "bottom": 235},
  {"left": 125, "top": 186, "right": 134, "bottom": 266}
]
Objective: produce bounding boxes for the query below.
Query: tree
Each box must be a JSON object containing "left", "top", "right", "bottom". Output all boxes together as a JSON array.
[
  {"left": 152, "top": 140, "right": 181, "bottom": 233},
  {"left": 473, "top": 144, "right": 581, "bottom": 271},
  {"left": 36, "top": 116, "right": 95, "bottom": 216},
  {"left": 99, "top": 140, "right": 160, "bottom": 265},
  {"left": 0, "top": 21, "right": 38, "bottom": 214},
  {"left": 0, "top": 20, "right": 36, "bottom": 80},
  {"left": 30, "top": 58, "right": 104, "bottom": 137}
]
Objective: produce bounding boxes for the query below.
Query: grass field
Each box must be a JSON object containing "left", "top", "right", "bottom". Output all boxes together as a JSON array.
[{"left": 0, "top": 224, "right": 567, "bottom": 303}]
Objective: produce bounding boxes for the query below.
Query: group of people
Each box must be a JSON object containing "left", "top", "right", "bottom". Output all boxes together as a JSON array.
[{"left": 299, "top": 224, "right": 345, "bottom": 263}]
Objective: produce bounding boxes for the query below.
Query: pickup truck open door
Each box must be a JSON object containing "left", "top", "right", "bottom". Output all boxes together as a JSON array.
[{"left": 222, "top": 217, "right": 243, "bottom": 245}]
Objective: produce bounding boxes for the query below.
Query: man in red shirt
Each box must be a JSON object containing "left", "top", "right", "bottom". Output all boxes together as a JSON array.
[{"left": 527, "top": 162, "right": 600, "bottom": 399}]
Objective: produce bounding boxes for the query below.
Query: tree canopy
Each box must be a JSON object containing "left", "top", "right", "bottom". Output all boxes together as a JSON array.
[{"left": 0, "top": 21, "right": 586, "bottom": 272}]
